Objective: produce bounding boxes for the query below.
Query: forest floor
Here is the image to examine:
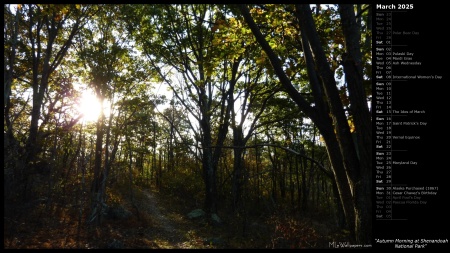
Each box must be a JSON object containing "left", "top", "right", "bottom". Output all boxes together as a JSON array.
[{"left": 4, "top": 185, "right": 351, "bottom": 249}]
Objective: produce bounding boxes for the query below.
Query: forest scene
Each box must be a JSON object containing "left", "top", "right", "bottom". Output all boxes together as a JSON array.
[{"left": 4, "top": 4, "right": 373, "bottom": 249}]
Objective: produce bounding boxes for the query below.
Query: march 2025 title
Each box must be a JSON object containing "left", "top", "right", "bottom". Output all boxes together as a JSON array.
[{"left": 376, "top": 4, "right": 414, "bottom": 10}]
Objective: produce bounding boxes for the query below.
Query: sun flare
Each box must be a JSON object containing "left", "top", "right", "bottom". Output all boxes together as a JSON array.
[{"left": 79, "top": 90, "right": 102, "bottom": 122}]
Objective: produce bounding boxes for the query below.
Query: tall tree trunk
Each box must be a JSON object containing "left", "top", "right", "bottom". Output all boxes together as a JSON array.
[
  {"left": 89, "top": 98, "right": 106, "bottom": 225},
  {"left": 332, "top": 178, "right": 346, "bottom": 229},
  {"left": 232, "top": 126, "right": 245, "bottom": 212},
  {"left": 4, "top": 5, "right": 19, "bottom": 108},
  {"left": 288, "top": 154, "right": 295, "bottom": 211},
  {"left": 319, "top": 125, "right": 356, "bottom": 240},
  {"left": 25, "top": 4, "right": 82, "bottom": 165},
  {"left": 127, "top": 134, "right": 134, "bottom": 201},
  {"left": 239, "top": 4, "right": 371, "bottom": 243},
  {"left": 295, "top": 154, "right": 303, "bottom": 212},
  {"left": 4, "top": 7, "right": 20, "bottom": 152},
  {"left": 100, "top": 99, "right": 115, "bottom": 205},
  {"left": 201, "top": 115, "right": 217, "bottom": 214},
  {"left": 26, "top": 78, "right": 48, "bottom": 164},
  {"left": 168, "top": 107, "right": 175, "bottom": 172},
  {"left": 279, "top": 163, "right": 286, "bottom": 200},
  {"left": 339, "top": 4, "right": 373, "bottom": 244},
  {"left": 267, "top": 144, "right": 278, "bottom": 204},
  {"left": 152, "top": 121, "right": 157, "bottom": 185},
  {"left": 158, "top": 151, "right": 163, "bottom": 191}
]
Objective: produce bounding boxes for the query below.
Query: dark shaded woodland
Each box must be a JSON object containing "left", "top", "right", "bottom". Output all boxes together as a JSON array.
[{"left": 4, "top": 4, "right": 372, "bottom": 248}]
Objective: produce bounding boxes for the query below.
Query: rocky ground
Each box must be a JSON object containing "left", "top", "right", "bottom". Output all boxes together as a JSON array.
[{"left": 4, "top": 186, "right": 349, "bottom": 249}]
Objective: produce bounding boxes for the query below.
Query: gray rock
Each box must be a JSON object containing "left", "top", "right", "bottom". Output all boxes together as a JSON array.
[
  {"left": 211, "top": 213, "right": 222, "bottom": 225},
  {"left": 187, "top": 209, "right": 206, "bottom": 219}
]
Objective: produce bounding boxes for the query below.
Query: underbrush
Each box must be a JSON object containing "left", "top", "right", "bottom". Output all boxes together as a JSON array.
[{"left": 4, "top": 178, "right": 350, "bottom": 249}]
